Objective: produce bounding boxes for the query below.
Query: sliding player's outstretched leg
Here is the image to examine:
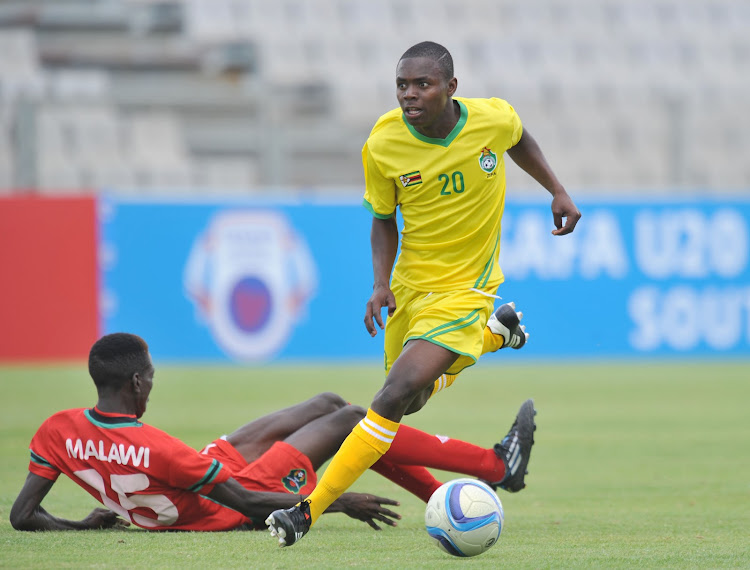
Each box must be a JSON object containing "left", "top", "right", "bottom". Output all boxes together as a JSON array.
[{"left": 485, "top": 399, "right": 537, "bottom": 492}]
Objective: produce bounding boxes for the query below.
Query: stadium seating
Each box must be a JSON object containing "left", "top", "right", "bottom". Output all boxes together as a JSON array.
[{"left": 0, "top": 0, "right": 748, "bottom": 193}]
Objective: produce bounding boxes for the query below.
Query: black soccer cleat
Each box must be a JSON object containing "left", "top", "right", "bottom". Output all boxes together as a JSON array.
[
  {"left": 487, "top": 302, "right": 528, "bottom": 349},
  {"left": 266, "top": 500, "right": 311, "bottom": 547},
  {"left": 490, "top": 399, "right": 536, "bottom": 493}
]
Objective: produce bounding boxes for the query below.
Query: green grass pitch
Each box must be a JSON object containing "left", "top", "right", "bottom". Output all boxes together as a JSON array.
[{"left": 1, "top": 360, "right": 748, "bottom": 569}]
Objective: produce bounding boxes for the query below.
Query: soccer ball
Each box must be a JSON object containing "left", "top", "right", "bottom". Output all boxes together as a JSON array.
[{"left": 424, "top": 478, "right": 504, "bottom": 557}]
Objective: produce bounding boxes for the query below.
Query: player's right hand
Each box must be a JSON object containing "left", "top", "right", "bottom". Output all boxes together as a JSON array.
[
  {"left": 337, "top": 492, "right": 401, "bottom": 530},
  {"left": 82, "top": 508, "right": 131, "bottom": 530},
  {"left": 364, "top": 284, "right": 396, "bottom": 337}
]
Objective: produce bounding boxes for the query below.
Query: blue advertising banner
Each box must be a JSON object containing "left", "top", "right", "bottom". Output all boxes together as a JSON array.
[{"left": 100, "top": 195, "right": 750, "bottom": 362}]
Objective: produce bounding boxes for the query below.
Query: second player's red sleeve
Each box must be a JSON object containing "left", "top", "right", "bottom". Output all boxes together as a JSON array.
[
  {"left": 28, "top": 419, "right": 62, "bottom": 482},
  {"left": 144, "top": 428, "right": 232, "bottom": 493}
]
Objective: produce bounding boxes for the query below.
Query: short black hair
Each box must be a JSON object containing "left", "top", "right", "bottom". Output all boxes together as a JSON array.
[
  {"left": 88, "top": 333, "right": 151, "bottom": 392},
  {"left": 399, "top": 41, "right": 454, "bottom": 81}
]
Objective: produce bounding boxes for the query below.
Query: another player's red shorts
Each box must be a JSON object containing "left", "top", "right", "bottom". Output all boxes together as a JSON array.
[{"left": 201, "top": 438, "right": 317, "bottom": 496}]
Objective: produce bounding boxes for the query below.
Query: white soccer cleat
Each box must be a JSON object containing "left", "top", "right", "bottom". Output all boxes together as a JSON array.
[{"left": 487, "top": 302, "right": 529, "bottom": 349}]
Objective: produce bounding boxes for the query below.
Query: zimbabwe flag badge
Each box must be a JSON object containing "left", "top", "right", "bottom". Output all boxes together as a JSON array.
[{"left": 399, "top": 171, "right": 422, "bottom": 187}]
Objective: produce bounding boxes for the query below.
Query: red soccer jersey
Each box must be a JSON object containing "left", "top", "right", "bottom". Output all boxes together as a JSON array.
[{"left": 28, "top": 407, "right": 249, "bottom": 531}]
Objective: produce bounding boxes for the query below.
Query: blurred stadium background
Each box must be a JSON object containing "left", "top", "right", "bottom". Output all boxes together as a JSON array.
[
  {"left": 1, "top": 0, "right": 748, "bottom": 193},
  {"left": 1, "top": 0, "right": 749, "bottom": 363}
]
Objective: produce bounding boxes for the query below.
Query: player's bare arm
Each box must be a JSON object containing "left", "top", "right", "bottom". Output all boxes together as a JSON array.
[
  {"left": 365, "top": 216, "right": 399, "bottom": 336},
  {"left": 11, "top": 472, "right": 129, "bottom": 531},
  {"left": 507, "top": 129, "right": 582, "bottom": 235},
  {"left": 208, "top": 478, "right": 400, "bottom": 529}
]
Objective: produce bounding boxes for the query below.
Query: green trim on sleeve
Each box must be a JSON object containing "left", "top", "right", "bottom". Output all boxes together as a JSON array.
[
  {"left": 30, "top": 449, "right": 53, "bottom": 469},
  {"left": 362, "top": 198, "right": 395, "bottom": 219},
  {"left": 188, "top": 459, "right": 223, "bottom": 493}
]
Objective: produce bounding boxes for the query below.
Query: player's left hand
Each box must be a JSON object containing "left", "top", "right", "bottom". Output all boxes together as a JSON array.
[
  {"left": 550, "top": 190, "right": 581, "bottom": 236},
  {"left": 337, "top": 492, "right": 401, "bottom": 530},
  {"left": 82, "top": 508, "right": 131, "bottom": 530}
]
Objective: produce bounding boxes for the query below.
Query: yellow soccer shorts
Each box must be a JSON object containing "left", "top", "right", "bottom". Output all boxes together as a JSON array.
[{"left": 384, "top": 279, "right": 498, "bottom": 376}]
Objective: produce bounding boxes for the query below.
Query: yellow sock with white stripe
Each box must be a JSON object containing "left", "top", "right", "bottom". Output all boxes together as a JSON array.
[
  {"left": 430, "top": 373, "right": 458, "bottom": 397},
  {"left": 306, "top": 408, "right": 400, "bottom": 524},
  {"left": 481, "top": 326, "right": 505, "bottom": 354}
]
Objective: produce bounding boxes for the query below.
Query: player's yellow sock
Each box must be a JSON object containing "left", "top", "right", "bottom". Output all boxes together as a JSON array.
[
  {"left": 306, "top": 408, "right": 400, "bottom": 524},
  {"left": 481, "top": 326, "right": 505, "bottom": 354},
  {"left": 430, "top": 373, "right": 458, "bottom": 397}
]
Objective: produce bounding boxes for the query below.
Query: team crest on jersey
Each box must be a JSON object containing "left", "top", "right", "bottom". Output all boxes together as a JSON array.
[
  {"left": 399, "top": 171, "right": 422, "bottom": 187},
  {"left": 282, "top": 468, "right": 308, "bottom": 493},
  {"left": 479, "top": 147, "right": 498, "bottom": 173}
]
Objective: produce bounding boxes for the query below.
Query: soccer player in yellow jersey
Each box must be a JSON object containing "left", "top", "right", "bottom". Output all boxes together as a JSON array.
[{"left": 267, "top": 41, "right": 581, "bottom": 547}]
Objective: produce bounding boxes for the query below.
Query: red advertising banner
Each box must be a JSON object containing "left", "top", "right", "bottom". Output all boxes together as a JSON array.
[{"left": 0, "top": 196, "right": 98, "bottom": 361}]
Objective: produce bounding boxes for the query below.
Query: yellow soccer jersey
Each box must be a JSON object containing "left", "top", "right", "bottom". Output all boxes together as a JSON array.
[{"left": 362, "top": 97, "right": 523, "bottom": 292}]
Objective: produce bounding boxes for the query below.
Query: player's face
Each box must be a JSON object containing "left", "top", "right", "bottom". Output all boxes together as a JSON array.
[{"left": 396, "top": 57, "right": 457, "bottom": 137}]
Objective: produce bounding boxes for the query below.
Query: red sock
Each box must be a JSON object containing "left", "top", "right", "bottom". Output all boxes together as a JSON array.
[
  {"left": 384, "top": 424, "right": 505, "bottom": 483},
  {"left": 370, "top": 457, "right": 442, "bottom": 503}
]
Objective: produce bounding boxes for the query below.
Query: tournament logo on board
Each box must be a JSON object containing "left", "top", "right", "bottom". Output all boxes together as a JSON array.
[
  {"left": 479, "top": 147, "right": 498, "bottom": 173},
  {"left": 184, "top": 210, "right": 317, "bottom": 361},
  {"left": 282, "top": 469, "right": 308, "bottom": 493}
]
